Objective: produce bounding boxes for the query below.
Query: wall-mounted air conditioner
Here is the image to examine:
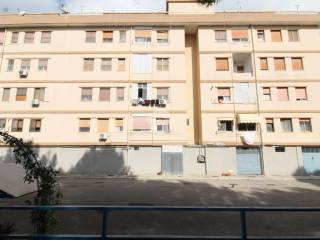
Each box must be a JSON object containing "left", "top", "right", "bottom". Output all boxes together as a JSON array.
[
  {"left": 19, "top": 70, "right": 28, "bottom": 78},
  {"left": 131, "top": 99, "right": 139, "bottom": 106},
  {"left": 99, "top": 133, "right": 108, "bottom": 141},
  {"left": 32, "top": 99, "right": 40, "bottom": 107}
]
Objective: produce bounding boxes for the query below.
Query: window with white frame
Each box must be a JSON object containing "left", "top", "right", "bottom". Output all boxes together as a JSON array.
[
  {"left": 38, "top": 59, "right": 48, "bottom": 71},
  {"left": 0, "top": 119, "right": 6, "bottom": 130},
  {"left": 119, "top": 30, "right": 126, "bottom": 43},
  {"left": 103, "top": 31, "right": 113, "bottom": 43},
  {"left": 34, "top": 88, "right": 45, "bottom": 101},
  {"left": 257, "top": 30, "right": 265, "bottom": 42},
  {"left": 29, "top": 119, "right": 42, "bottom": 132},
  {"left": 11, "top": 32, "right": 19, "bottom": 44},
  {"left": 85, "top": 31, "right": 96, "bottom": 43},
  {"left": 218, "top": 120, "right": 233, "bottom": 132},
  {"left": 157, "top": 30, "right": 168, "bottom": 43},
  {"left": 300, "top": 118, "right": 312, "bottom": 132},
  {"left": 2, "top": 88, "right": 10, "bottom": 102},
  {"left": 41, "top": 31, "right": 52, "bottom": 43},
  {"left": 7, "top": 59, "right": 14, "bottom": 72},
  {"left": 217, "top": 87, "right": 231, "bottom": 103},
  {"left": 133, "top": 116, "right": 151, "bottom": 131},
  {"left": 24, "top": 32, "right": 35, "bottom": 43},
  {"left": 157, "top": 58, "right": 169, "bottom": 71},
  {"left": 115, "top": 118, "right": 124, "bottom": 132},
  {"left": 79, "top": 118, "right": 90, "bottom": 132},
  {"left": 280, "top": 118, "right": 293, "bottom": 132},
  {"left": 157, "top": 87, "right": 169, "bottom": 100},
  {"left": 135, "top": 29, "right": 151, "bottom": 43},
  {"left": 11, "top": 119, "right": 23, "bottom": 132},
  {"left": 101, "top": 58, "right": 112, "bottom": 71},
  {"left": 156, "top": 118, "right": 170, "bottom": 133},
  {"left": 81, "top": 88, "right": 93, "bottom": 102},
  {"left": 215, "top": 30, "right": 227, "bottom": 42},
  {"left": 21, "top": 59, "right": 31, "bottom": 71}
]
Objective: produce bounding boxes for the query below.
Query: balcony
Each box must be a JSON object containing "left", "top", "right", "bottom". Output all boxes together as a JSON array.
[
  {"left": 232, "top": 53, "right": 254, "bottom": 80},
  {"left": 131, "top": 98, "right": 167, "bottom": 108}
]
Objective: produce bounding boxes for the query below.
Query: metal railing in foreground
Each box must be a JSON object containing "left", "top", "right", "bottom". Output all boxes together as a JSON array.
[{"left": 0, "top": 206, "right": 320, "bottom": 239}]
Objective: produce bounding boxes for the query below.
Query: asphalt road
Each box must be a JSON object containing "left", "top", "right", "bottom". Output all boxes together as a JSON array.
[{"left": 1, "top": 177, "right": 320, "bottom": 237}]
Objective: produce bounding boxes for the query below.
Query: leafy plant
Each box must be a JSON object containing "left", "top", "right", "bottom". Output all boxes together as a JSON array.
[{"left": 0, "top": 132, "right": 62, "bottom": 234}]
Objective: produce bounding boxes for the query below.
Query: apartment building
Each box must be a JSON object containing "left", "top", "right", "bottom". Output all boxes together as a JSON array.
[{"left": 0, "top": 0, "right": 320, "bottom": 176}]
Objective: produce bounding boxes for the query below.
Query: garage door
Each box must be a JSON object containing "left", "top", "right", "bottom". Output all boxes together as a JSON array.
[
  {"left": 237, "top": 147, "right": 262, "bottom": 175},
  {"left": 162, "top": 145, "right": 183, "bottom": 176},
  {"left": 302, "top": 147, "right": 320, "bottom": 176}
]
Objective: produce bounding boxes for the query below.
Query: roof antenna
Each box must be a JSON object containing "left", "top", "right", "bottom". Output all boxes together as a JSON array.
[
  {"left": 236, "top": 0, "right": 242, "bottom": 12},
  {"left": 296, "top": 4, "right": 300, "bottom": 13},
  {"left": 59, "top": 2, "right": 70, "bottom": 14}
]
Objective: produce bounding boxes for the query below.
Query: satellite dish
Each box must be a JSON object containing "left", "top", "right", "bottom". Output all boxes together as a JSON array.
[{"left": 19, "top": 11, "right": 26, "bottom": 16}]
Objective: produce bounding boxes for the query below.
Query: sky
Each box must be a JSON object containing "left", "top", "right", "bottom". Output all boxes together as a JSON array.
[{"left": 0, "top": 0, "right": 320, "bottom": 13}]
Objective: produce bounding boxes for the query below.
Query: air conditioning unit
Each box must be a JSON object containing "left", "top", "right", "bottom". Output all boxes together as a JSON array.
[
  {"left": 32, "top": 99, "right": 40, "bottom": 107},
  {"left": 159, "top": 99, "right": 167, "bottom": 105},
  {"left": 99, "top": 133, "right": 108, "bottom": 141},
  {"left": 19, "top": 70, "right": 28, "bottom": 78},
  {"left": 131, "top": 99, "right": 139, "bottom": 106}
]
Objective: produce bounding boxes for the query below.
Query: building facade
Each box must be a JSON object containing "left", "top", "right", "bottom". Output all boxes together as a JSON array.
[{"left": 0, "top": 0, "right": 320, "bottom": 176}]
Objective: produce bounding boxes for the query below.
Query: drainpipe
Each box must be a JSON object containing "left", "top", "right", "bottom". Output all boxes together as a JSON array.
[{"left": 250, "top": 25, "right": 265, "bottom": 175}]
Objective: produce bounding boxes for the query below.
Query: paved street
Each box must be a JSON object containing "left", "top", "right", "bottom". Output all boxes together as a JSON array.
[{"left": 1, "top": 177, "right": 320, "bottom": 237}]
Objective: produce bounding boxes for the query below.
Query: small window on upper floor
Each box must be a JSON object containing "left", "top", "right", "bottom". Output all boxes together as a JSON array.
[
  {"left": 215, "top": 30, "right": 227, "bottom": 42},
  {"left": 41, "top": 31, "right": 52, "bottom": 43},
  {"left": 34, "top": 88, "right": 45, "bottom": 101},
  {"left": 7, "top": 59, "right": 14, "bottom": 72},
  {"left": 216, "top": 58, "right": 229, "bottom": 71},
  {"left": 133, "top": 116, "right": 151, "bottom": 132},
  {"left": 156, "top": 118, "right": 170, "bottom": 133},
  {"left": 117, "top": 58, "right": 126, "bottom": 71},
  {"left": 24, "top": 31, "right": 35, "bottom": 44},
  {"left": 275, "top": 146, "right": 286, "bottom": 152},
  {"left": 257, "top": 30, "right": 265, "bottom": 42},
  {"left": 288, "top": 30, "right": 299, "bottom": 42},
  {"left": 79, "top": 118, "right": 91, "bottom": 132},
  {"left": 11, "top": 119, "right": 23, "bottom": 132},
  {"left": 115, "top": 118, "right": 124, "bottom": 132},
  {"left": 101, "top": 58, "right": 112, "bottom": 71},
  {"left": 157, "top": 30, "right": 168, "bottom": 43},
  {"left": 266, "top": 118, "right": 275, "bottom": 132},
  {"left": 300, "top": 118, "right": 312, "bottom": 132},
  {"left": 277, "top": 87, "right": 289, "bottom": 101},
  {"left": 260, "top": 58, "right": 268, "bottom": 70},
  {"left": 81, "top": 88, "right": 93, "bottom": 102},
  {"left": 0, "top": 29, "right": 3, "bottom": 45},
  {"left": 83, "top": 58, "right": 94, "bottom": 71},
  {"left": 217, "top": 87, "right": 231, "bottom": 103},
  {"left": 157, "top": 58, "right": 169, "bottom": 71},
  {"left": 232, "top": 29, "right": 248, "bottom": 42},
  {"left": 103, "top": 31, "right": 113, "bottom": 43},
  {"left": 21, "top": 59, "right": 31, "bottom": 71},
  {"left": 29, "top": 119, "right": 42, "bottom": 132},
  {"left": 0, "top": 119, "right": 6, "bottom": 130},
  {"left": 85, "top": 31, "right": 96, "bottom": 43},
  {"left": 295, "top": 87, "right": 307, "bottom": 101},
  {"left": 38, "top": 59, "right": 48, "bottom": 71},
  {"left": 280, "top": 118, "right": 293, "bottom": 132},
  {"left": 16, "top": 88, "right": 27, "bottom": 101},
  {"left": 262, "top": 87, "right": 271, "bottom": 101},
  {"left": 274, "top": 58, "right": 286, "bottom": 71},
  {"left": 11, "top": 32, "right": 19, "bottom": 44},
  {"left": 237, "top": 123, "right": 256, "bottom": 132},
  {"left": 99, "top": 88, "right": 110, "bottom": 102},
  {"left": 292, "top": 57, "right": 303, "bottom": 71},
  {"left": 97, "top": 118, "right": 109, "bottom": 133},
  {"left": 2, "top": 88, "right": 10, "bottom": 102},
  {"left": 218, "top": 120, "right": 233, "bottom": 132},
  {"left": 271, "top": 30, "right": 282, "bottom": 42},
  {"left": 135, "top": 29, "right": 151, "bottom": 43},
  {"left": 119, "top": 30, "right": 126, "bottom": 43},
  {"left": 116, "top": 87, "right": 125, "bottom": 102},
  {"left": 157, "top": 87, "right": 169, "bottom": 101}
]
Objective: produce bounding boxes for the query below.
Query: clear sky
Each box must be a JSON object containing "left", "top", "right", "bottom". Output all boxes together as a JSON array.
[{"left": 0, "top": 0, "right": 320, "bottom": 13}]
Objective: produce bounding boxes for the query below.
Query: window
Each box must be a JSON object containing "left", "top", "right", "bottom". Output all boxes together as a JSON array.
[
  {"left": 29, "top": 119, "right": 41, "bottom": 132},
  {"left": 38, "top": 59, "right": 48, "bottom": 71},
  {"left": 271, "top": 30, "right": 282, "bottom": 42},
  {"left": 232, "top": 29, "right": 248, "bottom": 42},
  {"left": 117, "top": 58, "right": 125, "bottom": 71},
  {"left": 135, "top": 29, "right": 151, "bottom": 43},
  {"left": 116, "top": 87, "right": 125, "bottom": 101},
  {"left": 275, "top": 147, "right": 286, "bottom": 153},
  {"left": 21, "top": 59, "right": 31, "bottom": 71},
  {"left": 157, "top": 58, "right": 169, "bottom": 71},
  {"left": 295, "top": 87, "right": 307, "bottom": 101},
  {"left": 97, "top": 118, "right": 109, "bottom": 133},
  {"left": 7, "top": 59, "right": 14, "bottom": 72},
  {"left": 238, "top": 123, "right": 256, "bottom": 131},
  {"left": 0, "top": 119, "right": 6, "bottom": 130},
  {"left": 257, "top": 30, "right": 265, "bottom": 42},
  {"left": 281, "top": 118, "right": 293, "bottom": 132},
  {"left": 157, "top": 30, "right": 168, "bottom": 43},
  {"left": 266, "top": 118, "right": 275, "bottom": 132},
  {"left": 11, "top": 119, "right": 23, "bottom": 132},
  {"left": 156, "top": 118, "right": 170, "bottom": 133},
  {"left": 288, "top": 30, "right": 299, "bottom": 42},
  {"left": 83, "top": 58, "right": 94, "bottom": 71},
  {"left": 85, "top": 31, "right": 96, "bottom": 43},
  {"left": 236, "top": 66, "right": 244, "bottom": 73},
  {"left": 79, "top": 118, "right": 90, "bottom": 132},
  {"left": 157, "top": 88, "right": 169, "bottom": 100},
  {"left": 99, "top": 88, "right": 110, "bottom": 101},
  {"left": 217, "top": 87, "right": 231, "bottom": 103},
  {"left": 262, "top": 87, "right": 271, "bottom": 101},
  {"left": 216, "top": 58, "right": 229, "bottom": 71},
  {"left": 2, "top": 88, "right": 10, "bottom": 102},
  {"left": 218, "top": 120, "right": 233, "bottom": 132},
  {"left": 260, "top": 58, "right": 268, "bottom": 70},
  {"left": 138, "top": 83, "right": 147, "bottom": 99},
  {"left": 277, "top": 87, "right": 289, "bottom": 101},
  {"left": 215, "top": 30, "right": 227, "bottom": 42},
  {"left": 16, "top": 88, "right": 27, "bottom": 101},
  {"left": 115, "top": 118, "right": 124, "bottom": 132},
  {"left": 0, "top": 29, "right": 3, "bottom": 45},
  {"left": 292, "top": 57, "right": 303, "bottom": 71},
  {"left": 103, "top": 31, "right": 113, "bottom": 43},
  {"left": 101, "top": 58, "right": 112, "bottom": 71},
  {"left": 34, "top": 88, "right": 45, "bottom": 101},
  {"left": 24, "top": 32, "right": 35, "bottom": 43},
  {"left": 133, "top": 116, "right": 151, "bottom": 131},
  {"left": 81, "top": 88, "right": 93, "bottom": 102},
  {"left": 300, "top": 118, "right": 312, "bottom": 132},
  {"left": 133, "top": 54, "right": 152, "bottom": 73},
  {"left": 274, "top": 58, "right": 286, "bottom": 71},
  {"left": 119, "top": 30, "right": 126, "bottom": 43},
  {"left": 41, "top": 31, "right": 51, "bottom": 43},
  {"left": 11, "top": 32, "right": 19, "bottom": 44}
]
